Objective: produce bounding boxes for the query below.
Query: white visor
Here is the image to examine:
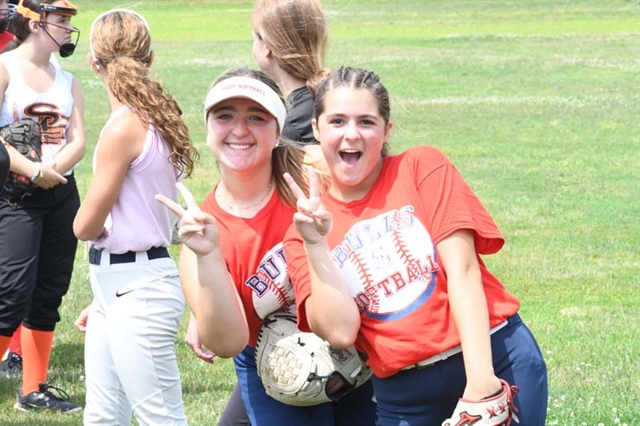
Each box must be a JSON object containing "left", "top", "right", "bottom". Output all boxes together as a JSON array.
[{"left": 203, "top": 76, "right": 286, "bottom": 133}]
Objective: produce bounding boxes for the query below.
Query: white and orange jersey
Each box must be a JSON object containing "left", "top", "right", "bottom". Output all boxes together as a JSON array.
[{"left": 0, "top": 54, "right": 74, "bottom": 171}]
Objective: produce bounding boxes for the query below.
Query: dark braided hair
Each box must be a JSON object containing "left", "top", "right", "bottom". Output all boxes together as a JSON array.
[{"left": 313, "top": 66, "right": 391, "bottom": 156}]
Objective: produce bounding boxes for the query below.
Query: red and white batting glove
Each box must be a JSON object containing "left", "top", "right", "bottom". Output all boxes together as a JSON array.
[{"left": 442, "top": 379, "right": 520, "bottom": 426}]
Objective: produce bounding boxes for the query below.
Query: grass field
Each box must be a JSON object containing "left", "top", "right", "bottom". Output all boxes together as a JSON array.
[{"left": 1, "top": 1, "right": 638, "bottom": 424}]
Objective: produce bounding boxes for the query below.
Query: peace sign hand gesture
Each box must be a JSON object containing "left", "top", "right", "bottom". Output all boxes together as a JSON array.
[
  {"left": 284, "top": 166, "right": 332, "bottom": 246},
  {"left": 155, "top": 182, "right": 220, "bottom": 256}
]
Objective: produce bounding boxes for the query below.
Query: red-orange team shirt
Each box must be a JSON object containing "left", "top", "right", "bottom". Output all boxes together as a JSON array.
[
  {"left": 285, "top": 146, "right": 520, "bottom": 378},
  {"left": 0, "top": 31, "right": 14, "bottom": 51},
  {"left": 201, "top": 185, "right": 297, "bottom": 347}
]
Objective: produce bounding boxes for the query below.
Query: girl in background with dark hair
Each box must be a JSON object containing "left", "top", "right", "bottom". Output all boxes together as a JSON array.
[
  {"left": 0, "top": 0, "right": 84, "bottom": 413},
  {"left": 73, "top": 8, "right": 198, "bottom": 426}
]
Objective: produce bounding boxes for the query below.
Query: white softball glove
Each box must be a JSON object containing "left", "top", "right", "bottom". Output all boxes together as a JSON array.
[
  {"left": 255, "top": 312, "right": 372, "bottom": 406},
  {"left": 442, "top": 379, "right": 520, "bottom": 426}
]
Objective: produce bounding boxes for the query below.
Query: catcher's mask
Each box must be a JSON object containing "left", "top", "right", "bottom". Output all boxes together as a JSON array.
[
  {"left": 17, "top": 0, "right": 80, "bottom": 57},
  {"left": 0, "top": 3, "right": 16, "bottom": 33}
]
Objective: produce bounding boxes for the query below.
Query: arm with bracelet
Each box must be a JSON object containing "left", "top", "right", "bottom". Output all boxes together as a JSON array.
[
  {"left": 29, "top": 161, "right": 42, "bottom": 184},
  {"left": 1, "top": 130, "right": 67, "bottom": 190}
]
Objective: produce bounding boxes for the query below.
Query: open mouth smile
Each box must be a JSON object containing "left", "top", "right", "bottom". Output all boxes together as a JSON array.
[{"left": 340, "top": 149, "right": 362, "bottom": 166}]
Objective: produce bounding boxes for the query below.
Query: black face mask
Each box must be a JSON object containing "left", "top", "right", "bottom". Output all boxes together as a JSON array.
[
  {"left": 34, "top": 3, "right": 79, "bottom": 58},
  {"left": 40, "top": 21, "right": 80, "bottom": 58}
]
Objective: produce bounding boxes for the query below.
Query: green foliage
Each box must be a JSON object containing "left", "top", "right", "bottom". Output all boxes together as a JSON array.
[{"left": 1, "top": 0, "right": 638, "bottom": 424}]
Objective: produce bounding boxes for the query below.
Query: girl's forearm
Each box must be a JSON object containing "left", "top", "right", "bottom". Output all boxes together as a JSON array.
[
  {"left": 195, "top": 250, "right": 249, "bottom": 357},
  {"left": 304, "top": 241, "right": 360, "bottom": 348}
]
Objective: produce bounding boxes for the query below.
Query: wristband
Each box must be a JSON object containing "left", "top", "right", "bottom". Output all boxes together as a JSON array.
[{"left": 30, "top": 162, "right": 43, "bottom": 184}]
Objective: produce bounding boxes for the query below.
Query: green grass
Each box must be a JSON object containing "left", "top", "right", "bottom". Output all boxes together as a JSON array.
[{"left": 1, "top": 0, "right": 638, "bottom": 424}]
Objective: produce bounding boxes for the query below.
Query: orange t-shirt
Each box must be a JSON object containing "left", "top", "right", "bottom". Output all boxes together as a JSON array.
[
  {"left": 201, "top": 185, "right": 297, "bottom": 347},
  {"left": 285, "top": 146, "right": 520, "bottom": 378}
]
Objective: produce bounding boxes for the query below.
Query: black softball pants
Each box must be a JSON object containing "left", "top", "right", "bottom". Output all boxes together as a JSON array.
[{"left": 0, "top": 174, "right": 79, "bottom": 335}]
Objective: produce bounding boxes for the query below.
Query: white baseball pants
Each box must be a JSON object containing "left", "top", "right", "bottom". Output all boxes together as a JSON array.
[{"left": 84, "top": 251, "right": 187, "bottom": 425}]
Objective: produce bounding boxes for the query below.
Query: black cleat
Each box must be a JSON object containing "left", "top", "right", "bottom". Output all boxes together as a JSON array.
[{"left": 14, "top": 382, "right": 82, "bottom": 414}]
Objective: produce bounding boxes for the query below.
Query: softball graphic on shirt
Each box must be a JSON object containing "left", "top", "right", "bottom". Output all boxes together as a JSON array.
[
  {"left": 248, "top": 242, "right": 296, "bottom": 319},
  {"left": 331, "top": 206, "right": 439, "bottom": 321}
]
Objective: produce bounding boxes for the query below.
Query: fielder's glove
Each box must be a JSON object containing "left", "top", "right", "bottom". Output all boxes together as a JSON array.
[
  {"left": 0, "top": 119, "right": 42, "bottom": 201},
  {"left": 442, "top": 379, "right": 520, "bottom": 426},
  {"left": 255, "top": 312, "right": 372, "bottom": 406}
]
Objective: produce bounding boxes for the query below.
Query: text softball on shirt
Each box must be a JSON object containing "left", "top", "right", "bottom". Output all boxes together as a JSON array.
[{"left": 331, "top": 206, "right": 439, "bottom": 321}]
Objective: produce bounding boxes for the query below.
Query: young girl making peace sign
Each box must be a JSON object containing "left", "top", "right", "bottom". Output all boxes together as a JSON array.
[{"left": 284, "top": 66, "right": 548, "bottom": 426}]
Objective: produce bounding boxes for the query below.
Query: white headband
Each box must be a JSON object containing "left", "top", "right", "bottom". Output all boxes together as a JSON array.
[
  {"left": 203, "top": 76, "right": 286, "bottom": 132},
  {"left": 89, "top": 9, "right": 151, "bottom": 64}
]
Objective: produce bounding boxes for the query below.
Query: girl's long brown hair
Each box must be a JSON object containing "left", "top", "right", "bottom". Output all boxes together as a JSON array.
[
  {"left": 90, "top": 10, "right": 198, "bottom": 177},
  {"left": 252, "top": 0, "right": 330, "bottom": 96}
]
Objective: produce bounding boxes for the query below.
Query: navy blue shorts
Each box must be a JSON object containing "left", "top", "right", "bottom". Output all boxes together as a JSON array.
[{"left": 372, "top": 314, "right": 548, "bottom": 426}]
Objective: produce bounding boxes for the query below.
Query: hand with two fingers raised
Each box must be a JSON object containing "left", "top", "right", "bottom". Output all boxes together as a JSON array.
[
  {"left": 155, "top": 182, "right": 221, "bottom": 256},
  {"left": 284, "top": 166, "right": 332, "bottom": 246}
]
